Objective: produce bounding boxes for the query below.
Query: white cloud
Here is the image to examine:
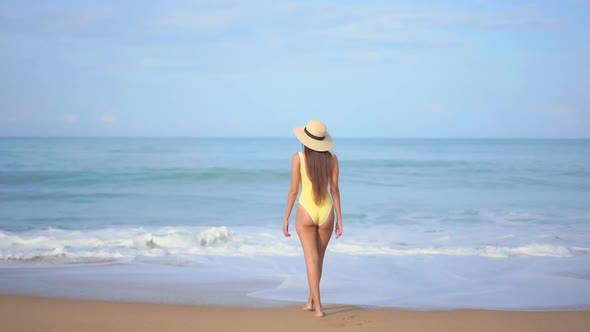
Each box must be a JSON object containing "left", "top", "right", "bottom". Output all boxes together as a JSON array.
[
  {"left": 141, "top": 57, "right": 157, "bottom": 67},
  {"left": 63, "top": 114, "right": 79, "bottom": 123},
  {"left": 153, "top": 6, "right": 243, "bottom": 34},
  {"left": 53, "top": 5, "right": 114, "bottom": 31},
  {"left": 99, "top": 114, "right": 117, "bottom": 124},
  {"left": 478, "top": 4, "right": 562, "bottom": 31},
  {"left": 0, "top": 115, "right": 19, "bottom": 125},
  {"left": 549, "top": 106, "right": 576, "bottom": 117},
  {"left": 0, "top": 1, "right": 565, "bottom": 72},
  {"left": 0, "top": 4, "right": 114, "bottom": 35},
  {"left": 1, "top": 1, "right": 565, "bottom": 49},
  {"left": 0, "top": 110, "right": 36, "bottom": 125},
  {"left": 346, "top": 51, "right": 391, "bottom": 62},
  {"left": 547, "top": 106, "right": 578, "bottom": 127},
  {"left": 422, "top": 103, "right": 446, "bottom": 113},
  {"left": 142, "top": 1, "right": 564, "bottom": 68},
  {"left": 557, "top": 107, "right": 575, "bottom": 116}
]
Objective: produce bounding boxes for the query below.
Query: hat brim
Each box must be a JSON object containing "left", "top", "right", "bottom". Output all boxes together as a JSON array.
[{"left": 293, "top": 126, "right": 333, "bottom": 152}]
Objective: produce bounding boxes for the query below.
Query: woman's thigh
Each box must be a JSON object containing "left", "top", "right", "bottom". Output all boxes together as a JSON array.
[
  {"left": 316, "top": 209, "right": 334, "bottom": 254},
  {"left": 296, "top": 204, "right": 319, "bottom": 258}
]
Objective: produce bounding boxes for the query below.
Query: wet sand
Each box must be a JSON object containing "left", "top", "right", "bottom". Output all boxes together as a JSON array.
[{"left": 1, "top": 294, "right": 589, "bottom": 332}]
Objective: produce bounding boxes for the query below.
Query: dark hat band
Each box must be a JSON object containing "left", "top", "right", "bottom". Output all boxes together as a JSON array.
[{"left": 304, "top": 127, "right": 325, "bottom": 141}]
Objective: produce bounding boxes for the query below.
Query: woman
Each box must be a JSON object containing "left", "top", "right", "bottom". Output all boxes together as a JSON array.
[{"left": 282, "top": 119, "right": 343, "bottom": 318}]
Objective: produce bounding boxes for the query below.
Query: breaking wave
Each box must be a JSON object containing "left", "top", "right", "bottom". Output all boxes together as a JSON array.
[{"left": 0, "top": 226, "right": 581, "bottom": 264}]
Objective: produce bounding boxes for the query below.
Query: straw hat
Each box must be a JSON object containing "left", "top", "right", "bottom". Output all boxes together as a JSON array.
[{"left": 293, "top": 119, "right": 333, "bottom": 152}]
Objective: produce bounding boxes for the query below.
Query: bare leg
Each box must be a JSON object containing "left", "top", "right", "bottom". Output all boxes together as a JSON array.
[
  {"left": 305, "top": 209, "right": 335, "bottom": 312},
  {"left": 303, "top": 293, "right": 314, "bottom": 311},
  {"left": 296, "top": 204, "right": 323, "bottom": 317},
  {"left": 317, "top": 208, "right": 334, "bottom": 279},
  {"left": 296, "top": 205, "right": 334, "bottom": 318}
]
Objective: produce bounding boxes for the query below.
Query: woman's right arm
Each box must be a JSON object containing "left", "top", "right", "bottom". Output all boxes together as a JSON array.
[
  {"left": 283, "top": 153, "right": 300, "bottom": 237},
  {"left": 331, "top": 154, "right": 343, "bottom": 239}
]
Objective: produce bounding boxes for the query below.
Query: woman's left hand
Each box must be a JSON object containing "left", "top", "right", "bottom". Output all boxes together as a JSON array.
[{"left": 335, "top": 221, "right": 343, "bottom": 239}]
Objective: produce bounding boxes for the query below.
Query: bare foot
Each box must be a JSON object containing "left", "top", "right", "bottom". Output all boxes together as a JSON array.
[
  {"left": 314, "top": 311, "right": 325, "bottom": 318},
  {"left": 303, "top": 305, "right": 314, "bottom": 311}
]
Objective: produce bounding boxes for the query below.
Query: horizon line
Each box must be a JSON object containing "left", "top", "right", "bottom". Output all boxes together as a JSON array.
[{"left": 1, "top": 136, "right": 589, "bottom": 140}]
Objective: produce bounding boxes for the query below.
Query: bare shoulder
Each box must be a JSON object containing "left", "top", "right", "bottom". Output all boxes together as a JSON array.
[{"left": 331, "top": 153, "right": 339, "bottom": 162}]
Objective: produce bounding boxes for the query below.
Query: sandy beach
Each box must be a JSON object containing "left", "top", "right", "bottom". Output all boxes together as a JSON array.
[{"left": 1, "top": 294, "right": 588, "bottom": 332}]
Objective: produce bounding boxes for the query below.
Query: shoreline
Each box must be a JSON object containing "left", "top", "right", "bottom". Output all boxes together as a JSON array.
[
  {"left": 2, "top": 294, "right": 589, "bottom": 332},
  {"left": 2, "top": 289, "right": 590, "bottom": 312},
  {"left": 2, "top": 260, "right": 590, "bottom": 311}
]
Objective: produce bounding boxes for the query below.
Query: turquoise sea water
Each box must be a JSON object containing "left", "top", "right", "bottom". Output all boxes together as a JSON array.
[{"left": 1, "top": 138, "right": 589, "bottom": 309}]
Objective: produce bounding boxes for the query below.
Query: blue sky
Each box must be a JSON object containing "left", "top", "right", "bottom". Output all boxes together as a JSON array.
[{"left": 0, "top": 0, "right": 589, "bottom": 138}]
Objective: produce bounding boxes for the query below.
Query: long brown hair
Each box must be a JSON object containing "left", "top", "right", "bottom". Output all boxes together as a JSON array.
[{"left": 303, "top": 145, "right": 333, "bottom": 204}]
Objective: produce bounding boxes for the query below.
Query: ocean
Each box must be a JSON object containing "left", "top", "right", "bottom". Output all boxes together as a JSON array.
[{"left": 1, "top": 138, "right": 589, "bottom": 309}]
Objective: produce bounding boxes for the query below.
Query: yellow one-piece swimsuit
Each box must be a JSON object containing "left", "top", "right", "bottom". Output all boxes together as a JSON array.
[{"left": 298, "top": 152, "right": 333, "bottom": 225}]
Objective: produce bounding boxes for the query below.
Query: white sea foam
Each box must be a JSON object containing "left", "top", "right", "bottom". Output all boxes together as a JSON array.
[
  {"left": 496, "top": 234, "right": 515, "bottom": 240},
  {"left": 571, "top": 247, "right": 590, "bottom": 254},
  {"left": 329, "top": 243, "right": 572, "bottom": 258},
  {"left": 0, "top": 225, "right": 581, "bottom": 263},
  {"left": 198, "top": 226, "right": 232, "bottom": 246}
]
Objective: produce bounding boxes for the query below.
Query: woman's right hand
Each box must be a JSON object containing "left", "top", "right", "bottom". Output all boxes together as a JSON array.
[{"left": 283, "top": 219, "right": 291, "bottom": 238}]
